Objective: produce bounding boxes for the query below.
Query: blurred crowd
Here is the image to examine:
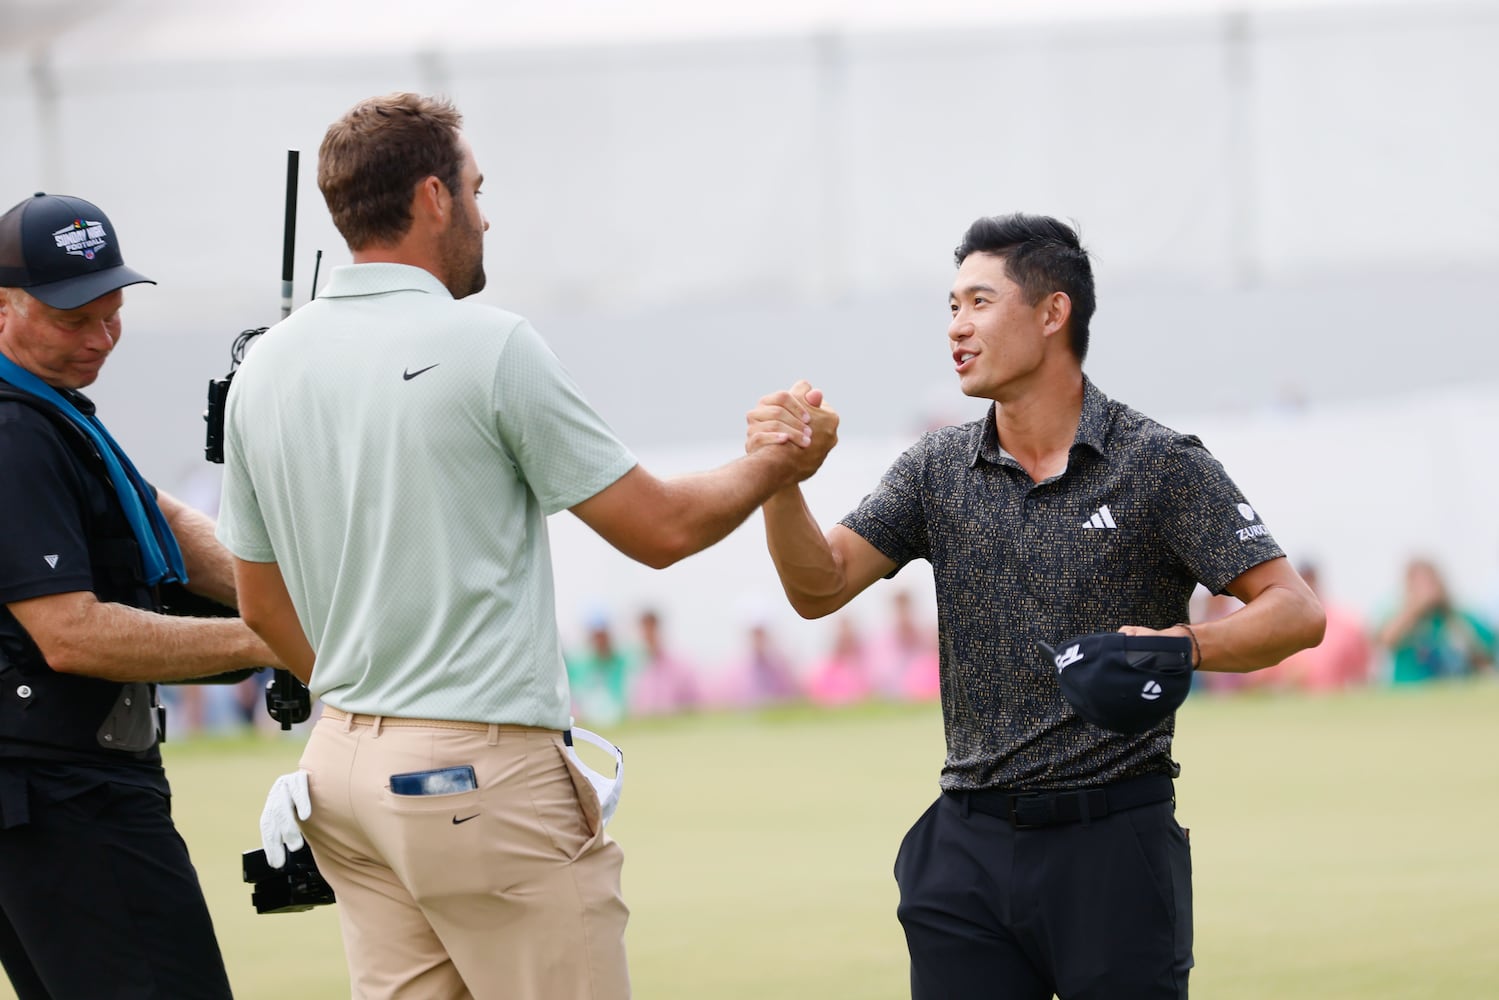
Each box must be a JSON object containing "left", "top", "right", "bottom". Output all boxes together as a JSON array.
[
  {"left": 564, "top": 590, "right": 941, "bottom": 726},
  {"left": 1190, "top": 557, "right": 1497, "bottom": 695},
  {"left": 161, "top": 555, "right": 1497, "bottom": 737},
  {"left": 566, "top": 552, "right": 1498, "bottom": 726}
]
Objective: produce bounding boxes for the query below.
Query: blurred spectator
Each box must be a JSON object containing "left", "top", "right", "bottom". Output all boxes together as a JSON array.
[
  {"left": 233, "top": 668, "right": 277, "bottom": 733},
  {"left": 158, "top": 683, "right": 207, "bottom": 737},
  {"left": 866, "top": 590, "right": 940, "bottom": 701},
  {"left": 806, "top": 616, "right": 873, "bottom": 707},
  {"left": 1374, "top": 557, "right": 1496, "bottom": 684},
  {"left": 1189, "top": 590, "right": 1251, "bottom": 694},
  {"left": 716, "top": 614, "right": 801, "bottom": 709},
  {"left": 627, "top": 608, "right": 701, "bottom": 717},
  {"left": 566, "top": 610, "right": 630, "bottom": 724},
  {"left": 1269, "top": 563, "right": 1372, "bottom": 692},
  {"left": 1480, "top": 546, "right": 1499, "bottom": 632}
]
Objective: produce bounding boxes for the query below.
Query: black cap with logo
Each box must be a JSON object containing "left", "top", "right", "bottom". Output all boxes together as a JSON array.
[
  {"left": 0, "top": 193, "right": 154, "bottom": 310},
  {"left": 1037, "top": 632, "right": 1194, "bottom": 734}
]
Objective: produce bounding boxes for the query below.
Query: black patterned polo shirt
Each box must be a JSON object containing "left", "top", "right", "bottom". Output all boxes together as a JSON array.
[{"left": 840, "top": 377, "right": 1284, "bottom": 791}]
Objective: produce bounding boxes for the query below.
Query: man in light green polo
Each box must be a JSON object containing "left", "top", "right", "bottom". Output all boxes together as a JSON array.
[{"left": 216, "top": 92, "right": 837, "bottom": 1000}]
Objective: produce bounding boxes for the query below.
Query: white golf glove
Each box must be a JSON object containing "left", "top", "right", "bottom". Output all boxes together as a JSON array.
[
  {"left": 259, "top": 770, "right": 312, "bottom": 868},
  {"left": 567, "top": 727, "right": 624, "bottom": 826}
]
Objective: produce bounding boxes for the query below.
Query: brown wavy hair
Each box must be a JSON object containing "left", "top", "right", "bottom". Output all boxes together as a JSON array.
[{"left": 317, "top": 93, "right": 464, "bottom": 251}]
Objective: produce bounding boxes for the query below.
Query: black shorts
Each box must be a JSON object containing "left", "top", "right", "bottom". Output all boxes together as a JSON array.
[
  {"left": 0, "top": 774, "right": 232, "bottom": 1000},
  {"left": 895, "top": 785, "right": 1193, "bottom": 1000}
]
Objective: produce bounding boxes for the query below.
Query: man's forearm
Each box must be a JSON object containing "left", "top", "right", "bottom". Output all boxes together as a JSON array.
[
  {"left": 234, "top": 557, "right": 317, "bottom": 684},
  {"left": 652, "top": 448, "right": 804, "bottom": 568},
  {"left": 36, "top": 601, "right": 273, "bottom": 682},
  {"left": 762, "top": 487, "right": 845, "bottom": 618},
  {"left": 1192, "top": 584, "right": 1325, "bottom": 673},
  {"left": 249, "top": 615, "right": 316, "bottom": 685}
]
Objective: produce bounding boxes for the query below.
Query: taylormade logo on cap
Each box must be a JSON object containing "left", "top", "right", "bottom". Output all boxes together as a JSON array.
[
  {"left": 1036, "top": 631, "right": 1194, "bottom": 734},
  {"left": 1053, "top": 644, "right": 1084, "bottom": 670}
]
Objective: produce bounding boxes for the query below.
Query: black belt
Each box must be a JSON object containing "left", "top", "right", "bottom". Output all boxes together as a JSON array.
[{"left": 945, "top": 773, "right": 1174, "bottom": 829}]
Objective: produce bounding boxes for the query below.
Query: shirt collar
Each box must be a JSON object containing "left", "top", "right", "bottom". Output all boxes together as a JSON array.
[
  {"left": 316, "top": 263, "right": 454, "bottom": 300},
  {"left": 968, "top": 375, "right": 1111, "bottom": 468}
]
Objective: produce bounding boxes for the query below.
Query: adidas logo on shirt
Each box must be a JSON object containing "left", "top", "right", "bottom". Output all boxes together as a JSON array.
[{"left": 1081, "top": 505, "right": 1116, "bottom": 530}]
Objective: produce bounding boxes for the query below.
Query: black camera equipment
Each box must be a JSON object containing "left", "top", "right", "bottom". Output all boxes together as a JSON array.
[
  {"left": 242, "top": 845, "right": 336, "bottom": 914},
  {"left": 202, "top": 150, "right": 313, "bottom": 733},
  {"left": 202, "top": 326, "right": 266, "bottom": 464},
  {"left": 222, "top": 150, "right": 337, "bottom": 914}
]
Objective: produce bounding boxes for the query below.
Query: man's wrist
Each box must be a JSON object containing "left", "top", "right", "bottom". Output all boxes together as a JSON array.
[{"left": 1176, "top": 622, "right": 1202, "bottom": 669}]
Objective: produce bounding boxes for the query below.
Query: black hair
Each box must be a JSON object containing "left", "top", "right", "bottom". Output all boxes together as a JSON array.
[{"left": 954, "top": 213, "right": 1096, "bottom": 362}]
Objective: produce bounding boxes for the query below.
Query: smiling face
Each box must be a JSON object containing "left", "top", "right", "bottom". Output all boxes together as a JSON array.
[
  {"left": 947, "top": 252, "right": 1063, "bottom": 402},
  {"left": 0, "top": 287, "right": 124, "bottom": 389}
]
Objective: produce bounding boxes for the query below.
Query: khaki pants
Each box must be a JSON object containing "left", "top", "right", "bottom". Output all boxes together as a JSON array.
[{"left": 299, "top": 708, "right": 630, "bottom": 1000}]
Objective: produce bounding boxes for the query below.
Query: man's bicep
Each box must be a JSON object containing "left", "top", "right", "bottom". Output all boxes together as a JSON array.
[
  {"left": 828, "top": 525, "right": 899, "bottom": 600},
  {"left": 568, "top": 466, "right": 665, "bottom": 562},
  {"left": 233, "top": 558, "right": 295, "bottom": 618},
  {"left": 7, "top": 590, "right": 95, "bottom": 652},
  {"left": 1223, "top": 556, "right": 1309, "bottom": 607}
]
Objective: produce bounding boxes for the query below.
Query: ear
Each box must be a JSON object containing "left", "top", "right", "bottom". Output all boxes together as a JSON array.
[
  {"left": 1039, "top": 291, "right": 1072, "bottom": 341},
  {"left": 411, "top": 175, "right": 453, "bottom": 228}
]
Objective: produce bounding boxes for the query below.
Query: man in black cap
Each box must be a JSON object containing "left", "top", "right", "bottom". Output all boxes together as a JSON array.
[
  {"left": 748, "top": 213, "right": 1326, "bottom": 998},
  {"left": 0, "top": 192, "right": 277, "bottom": 999}
]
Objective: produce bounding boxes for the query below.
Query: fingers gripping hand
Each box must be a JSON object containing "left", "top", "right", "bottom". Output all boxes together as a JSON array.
[
  {"left": 746, "top": 379, "right": 817, "bottom": 453},
  {"left": 796, "top": 389, "right": 839, "bottom": 479},
  {"left": 259, "top": 770, "right": 312, "bottom": 869}
]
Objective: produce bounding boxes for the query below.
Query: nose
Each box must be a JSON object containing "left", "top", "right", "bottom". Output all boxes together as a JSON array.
[
  {"left": 948, "top": 308, "right": 971, "bottom": 340},
  {"left": 83, "top": 319, "right": 117, "bottom": 352}
]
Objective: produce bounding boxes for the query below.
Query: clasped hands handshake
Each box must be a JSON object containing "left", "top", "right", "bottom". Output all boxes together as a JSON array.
[{"left": 745, "top": 379, "right": 839, "bottom": 482}]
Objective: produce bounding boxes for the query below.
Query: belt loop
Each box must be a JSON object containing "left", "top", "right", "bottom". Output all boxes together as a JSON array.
[
  {"left": 372, "top": 715, "right": 383, "bottom": 738},
  {"left": 341, "top": 711, "right": 354, "bottom": 734},
  {"left": 487, "top": 723, "right": 499, "bottom": 747},
  {"left": 1079, "top": 790, "right": 1093, "bottom": 825},
  {"left": 959, "top": 791, "right": 971, "bottom": 820}
]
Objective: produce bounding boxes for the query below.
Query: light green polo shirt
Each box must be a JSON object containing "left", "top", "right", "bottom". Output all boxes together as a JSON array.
[{"left": 216, "top": 263, "right": 636, "bottom": 728}]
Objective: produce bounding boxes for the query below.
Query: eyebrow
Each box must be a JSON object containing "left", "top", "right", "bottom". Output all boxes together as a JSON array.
[{"left": 950, "top": 283, "right": 999, "bottom": 301}]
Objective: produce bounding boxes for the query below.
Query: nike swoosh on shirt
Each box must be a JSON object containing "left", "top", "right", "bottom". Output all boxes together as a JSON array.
[
  {"left": 403, "top": 364, "right": 440, "bottom": 381},
  {"left": 452, "top": 814, "right": 480, "bottom": 825}
]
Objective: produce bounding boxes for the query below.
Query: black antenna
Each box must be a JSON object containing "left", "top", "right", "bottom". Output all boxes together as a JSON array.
[
  {"left": 310, "top": 249, "right": 323, "bottom": 302},
  {"left": 265, "top": 148, "right": 314, "bottom": 731},
  {"left": 280, "top": 150, "right": 299, "bottom": 319}
]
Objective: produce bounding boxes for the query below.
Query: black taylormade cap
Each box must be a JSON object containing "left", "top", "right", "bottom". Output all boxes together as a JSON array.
[
  {"left": 1037, "top": 632, "right": 1194, "bottom": 734},
  {"left": 0, "top": 193, "right": 154, "bottom": 309}
]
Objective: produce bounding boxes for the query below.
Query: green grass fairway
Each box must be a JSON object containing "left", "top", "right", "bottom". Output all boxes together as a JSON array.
[{"left": 4, "top": 680, "right": 1497, "bottom": 999}]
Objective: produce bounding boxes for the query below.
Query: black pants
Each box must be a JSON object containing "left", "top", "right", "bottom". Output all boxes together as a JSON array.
[
  {"left": 894, "top": 789, "right": 1193, "bottom": 1000},
  {"left": 0, "top": 779, "right": 233, "bottom": 999}
]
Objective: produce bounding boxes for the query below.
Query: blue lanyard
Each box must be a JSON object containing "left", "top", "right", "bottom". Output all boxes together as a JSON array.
[{"left": 0, "top": 352, "right": 187, "bottom": 586}]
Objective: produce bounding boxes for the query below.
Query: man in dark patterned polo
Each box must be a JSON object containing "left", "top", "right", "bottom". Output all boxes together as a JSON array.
[{"left": 747, "top": 213, "right": 1326, "bottom": 999}]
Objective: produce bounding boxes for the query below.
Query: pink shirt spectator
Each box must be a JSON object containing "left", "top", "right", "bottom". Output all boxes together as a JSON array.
[
  {"left": 626, "top": 610, "right": 701, "bottom": 716},
  {"left": 715, "top": 623, "right": 801, "bottom": 709},
  {"left": 807, "top": 618, "right": 873, "bottom": 707}
]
